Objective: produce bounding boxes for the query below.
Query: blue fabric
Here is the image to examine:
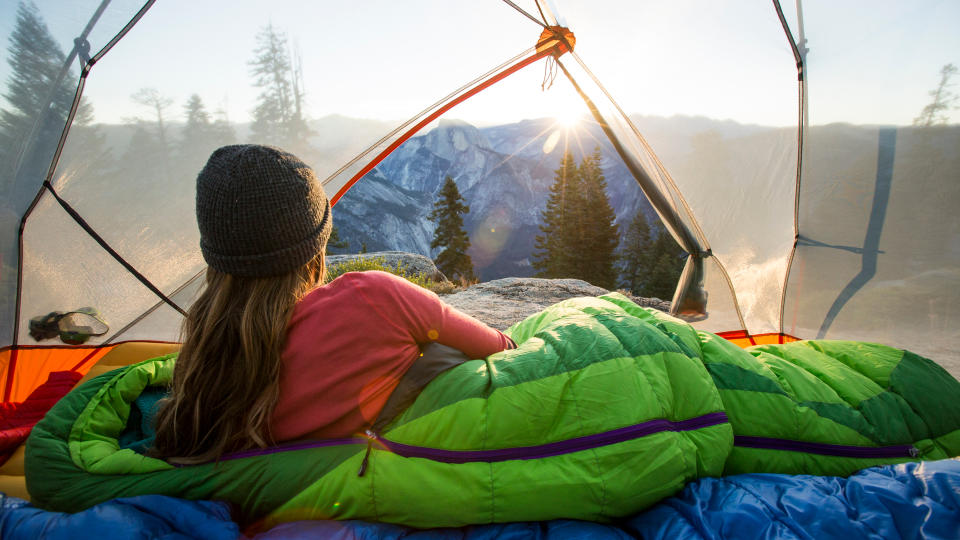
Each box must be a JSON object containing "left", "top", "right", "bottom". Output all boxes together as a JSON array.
[
  {"left": 117, "top": 386, "right": 165, "bottom": 452},
  {"left": 0, "top": 493, "right": 241, "bottom": 540},
  {"left": 3, "top": 459, "right": 958, "bottom": 539},
  {"left": 625, "top": 458, "right": 960, "bottom": 540}
]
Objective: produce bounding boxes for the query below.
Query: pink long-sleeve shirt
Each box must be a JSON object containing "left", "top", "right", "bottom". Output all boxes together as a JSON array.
[{"left": 271, "top": 270, "right": 514, "bottom": 441}]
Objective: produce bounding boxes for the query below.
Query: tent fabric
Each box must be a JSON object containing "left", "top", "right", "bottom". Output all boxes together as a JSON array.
[
  {"left": 780, "top": 0, "right": 960, "bottom": 362},
  {"left": 3, "top": 458, "right": 959, "bottom": 539},
  {"left": 0, "top": 345, "right": 113, "bottom": 403},
  {"left": 783, "top": 125, "right": 960, "bottom": 361},
  {"left": 24, "top": 294, "right": 960, "bottom": 528}
]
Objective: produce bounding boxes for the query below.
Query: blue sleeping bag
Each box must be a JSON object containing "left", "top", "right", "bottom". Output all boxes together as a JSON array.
[
  {"left": 3, "top": 458, "right": 958, "bottom": 539},
  {"left": 0, "top": 493, "right": 240, "bottom": 539},
  {"left": 626, "top": 459, "right": 960, "bottom": 540}
]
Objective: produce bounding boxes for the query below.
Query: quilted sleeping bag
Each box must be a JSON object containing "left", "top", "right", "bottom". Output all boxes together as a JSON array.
[{"left": 23, "top": 293, "right": 960, "bottom": 528}]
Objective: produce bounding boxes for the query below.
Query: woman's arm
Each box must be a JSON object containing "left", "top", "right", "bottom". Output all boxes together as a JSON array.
[
  {"left": 353, "top": 271, "right": 515, "bottom": 358},
  {"left": 426, "top": 299, "right": 517, "bottom": 357}
]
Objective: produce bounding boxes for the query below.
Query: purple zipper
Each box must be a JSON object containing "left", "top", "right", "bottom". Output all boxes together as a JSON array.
[
  {"left": 219, "top": 411, "right": 729, "bottom": 464},
  {"left": 222, "top": 437, "right": 365, "bottom": 461},
  {"left": 380, "top": 412, "right": 729, "bottom": 464},
  {"left": 734, "top": 435, "right": 919, "bottom": 459}
]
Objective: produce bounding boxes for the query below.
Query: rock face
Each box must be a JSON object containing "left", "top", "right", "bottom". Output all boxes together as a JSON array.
[{"left": 443, "top": 277, "right": 670, "bottom": 331}]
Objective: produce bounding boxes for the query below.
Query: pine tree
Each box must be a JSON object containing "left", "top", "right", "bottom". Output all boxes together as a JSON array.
[
  {"left": 176, "top": 94, "right": 213, "bottom": 170},
  {"left": 181, "top": 95, "right": 211, "bottom": 142},
  {"left": 644, "top": 250, "right": 681, "bottom": 301},
  {"left": 618, "top": 211, "right": 685, "bottom": 301},
  {"left": 532, "top": 150, "right": 580, "bottom": 277},
  {"left": 0, "top": 2, "right": 92, "bottom": 198},
  {"left": 578, "top": 147, "right": 619, "bottom": 289},
  {"left": 327, "top": 224, "right": 350, "bottom": 253},
  {"left": 248, "top": 24, "right": 310, "bottom": 150},
  {"left": 210, "top": 106, "right": 237, "bottom": 148},
  {"left": 249, "top": 23, "right": 288, "bottom": 145},
  {"left": 643, "top": 224, "right": 685, "bottom": 300},
  {"left": 533, "top": 149, "right": 618, "bottom": 287},
  {"left": 619, "top": 209, "right": 653, "bottom": 294},
  {"left": 118, "top": 124, "right": 165, "bottom": 194},
  {"left": 429, "top": 176, "right": 475, "bottom": 282}
]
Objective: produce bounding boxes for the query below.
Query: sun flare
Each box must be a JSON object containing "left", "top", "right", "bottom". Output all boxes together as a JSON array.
[
  {"left": 554, "top": 108, "right": 582, "bottom": 128},
  {"left": 543, "top": 83, "right": 586, "bottom": 130}
]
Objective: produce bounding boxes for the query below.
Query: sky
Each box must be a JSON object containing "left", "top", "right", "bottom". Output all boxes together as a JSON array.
[{"left": 1, "top": 0, "right": 958, "bottom": 128}]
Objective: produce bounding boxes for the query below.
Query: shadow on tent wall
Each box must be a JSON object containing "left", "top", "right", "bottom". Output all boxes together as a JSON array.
[{"left": 813, "top": 127, "right": 896, "bottom": 339}]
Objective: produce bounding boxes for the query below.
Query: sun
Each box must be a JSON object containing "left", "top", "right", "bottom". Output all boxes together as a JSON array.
[
  {"left": 554, "top": 107, "right": 582, "bottom": 128},
  {"left": 543, "top": 83, "right": 585, "bottom": 129}
]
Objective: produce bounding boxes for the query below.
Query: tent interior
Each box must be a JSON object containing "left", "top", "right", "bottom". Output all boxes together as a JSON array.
[{"left": 0, "top": 0, "right": 957, "bottom": 466}]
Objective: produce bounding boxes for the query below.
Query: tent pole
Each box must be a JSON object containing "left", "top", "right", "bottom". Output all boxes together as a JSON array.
[
  {"left": 500, "top": 0, "right": 548, "bottom": 28},
  {"left": 329, "top": 46, "right": 556, "bottom": 205},
  {"left": 773, "top": 0, "right": 808, "bottom": 341}
]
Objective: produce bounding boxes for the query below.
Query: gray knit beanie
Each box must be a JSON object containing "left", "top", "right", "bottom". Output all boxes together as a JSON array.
[{"left": 196, "top": 145, "right": 332, "bottom": 278}]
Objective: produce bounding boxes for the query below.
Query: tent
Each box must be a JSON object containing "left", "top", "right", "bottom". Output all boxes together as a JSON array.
[{"left": 0, "top": 0, "right": 957, "bottom": 451}]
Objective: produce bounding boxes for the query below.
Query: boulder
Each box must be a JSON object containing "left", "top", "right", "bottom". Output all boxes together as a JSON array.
[{"left": 442, "top": 277, "right": 670, "bottom": 331}]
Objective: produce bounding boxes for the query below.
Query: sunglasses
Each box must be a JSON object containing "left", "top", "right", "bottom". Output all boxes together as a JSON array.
[{"left": 29, "top": 307, "right": 109, "bottom": 345}]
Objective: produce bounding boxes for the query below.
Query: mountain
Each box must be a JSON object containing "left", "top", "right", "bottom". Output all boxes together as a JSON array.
[
  {"left": 334, "top": 117, "right": 660, "bottom": 280},
  {"left": 329, "top": 170, "right": 434, "bottom": 255}
]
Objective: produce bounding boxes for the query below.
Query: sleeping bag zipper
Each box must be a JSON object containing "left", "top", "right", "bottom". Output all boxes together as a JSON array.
[
  {"left": 733, "top": 435, "right": 919, "bottom": 459},
  {"left": 358, "top": 430, "right": 376, "bottom": 476},
  {"left": 223, "top": 412, "right": 730, "bottom": 464},
  {"left": 380, "top": 412, "right": 729, "bottom": 464}
]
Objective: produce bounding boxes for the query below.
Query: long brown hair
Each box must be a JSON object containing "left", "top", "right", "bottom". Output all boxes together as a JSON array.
[{"left": 151, "top": 253, "right": 326, "bottom": 464}]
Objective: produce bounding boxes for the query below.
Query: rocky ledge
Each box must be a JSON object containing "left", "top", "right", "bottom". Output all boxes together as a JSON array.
[
  {"left": 328, "top": 251, "right": 671, "bottom": 331},
  {"left": 443, "top": 277, "right": 670, "bottom": 331}
]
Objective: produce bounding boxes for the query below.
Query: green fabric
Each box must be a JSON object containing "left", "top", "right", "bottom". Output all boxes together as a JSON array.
[
  {"left": 889, "top": 351, "right": 960, "bottom": 435},
  {"left": 23, "top": 293, "right": 960, "bottom": 528},
  {"left": 717, "top": 340, "right": 960, "bottom": 475}
]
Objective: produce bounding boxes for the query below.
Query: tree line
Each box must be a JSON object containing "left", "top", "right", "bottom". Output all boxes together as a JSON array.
[
  {"left": 0, "top": 3, "right": 315, "bottom": 193},
  {"left": 428, "top": 148, "right": 685, "bottom": 300},
  {"left": 0, "top": 4, "right": 338, "bottom": 245}
]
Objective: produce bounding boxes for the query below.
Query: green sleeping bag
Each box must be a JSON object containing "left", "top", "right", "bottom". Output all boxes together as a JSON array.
[{"left": 24, "top": 294, "right": 960, "bottom": 528}]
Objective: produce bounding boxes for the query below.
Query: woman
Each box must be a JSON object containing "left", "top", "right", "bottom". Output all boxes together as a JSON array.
[{"left": 152, "top": 144, "right": 514, "bottom": 464}]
